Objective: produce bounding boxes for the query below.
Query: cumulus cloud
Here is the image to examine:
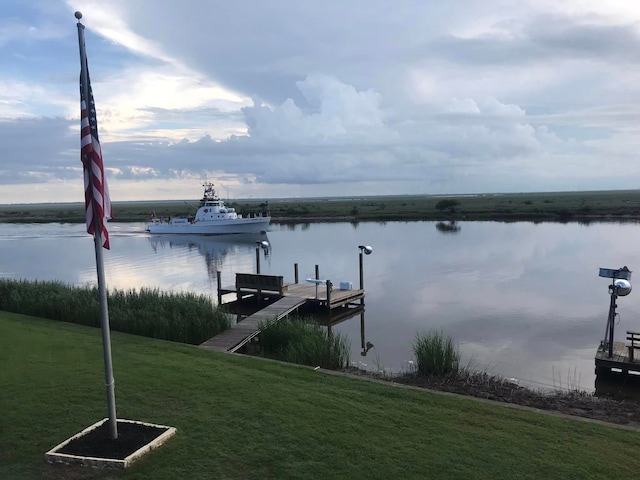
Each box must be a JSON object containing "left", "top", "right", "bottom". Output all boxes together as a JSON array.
[
  {"left": 242, "top": 75, "right": 389, "bottom": 143},
  {"left": 96, "top": 76, "right": 557, "bottom": 189}
]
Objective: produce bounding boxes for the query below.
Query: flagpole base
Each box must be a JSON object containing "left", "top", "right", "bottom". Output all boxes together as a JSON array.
[{"left": 45, "top": 418, "right": 176, "bottom": 469}]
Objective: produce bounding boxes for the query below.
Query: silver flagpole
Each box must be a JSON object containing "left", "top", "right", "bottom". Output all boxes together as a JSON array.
[{"left": 76, "top": 11, "right": 118, "bottom": 440}]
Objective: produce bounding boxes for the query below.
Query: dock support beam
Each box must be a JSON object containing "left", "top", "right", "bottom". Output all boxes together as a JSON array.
[
  {"left": 216, "top": 270, "right": 222, "bottom": 305},
  {"left": 294, "top": 263, "right": 299, "bottom": 284},
  {"left": 607, "top": 290, "right": 618, "bottom": 358},
  {"left": 359, "top": 251, "right": 364, "bottom": 305}
]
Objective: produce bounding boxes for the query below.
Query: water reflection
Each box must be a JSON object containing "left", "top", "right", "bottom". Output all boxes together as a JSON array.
[
  {"left": 148, "top": 233, "right": 269, "bottom": 281},
  {"left": 595, "top": 374, "right": 640, "bottom": 401},
  {"left": 316, "top": 307, "right": 374, "bottom": 357},
  {"left": 359, "top": 310, "right": 375, "bottom": 357},
  {"left": 435, "top": 221, "right": 461, "bottom": 234}
]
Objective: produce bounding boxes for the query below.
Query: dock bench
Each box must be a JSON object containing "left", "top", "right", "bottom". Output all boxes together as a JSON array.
[
  {"left": 236, "top": 273, "right": 286, "bottom": 298},
  {"left": 627, "top": 331, "right": 640, "bottom": 362}
]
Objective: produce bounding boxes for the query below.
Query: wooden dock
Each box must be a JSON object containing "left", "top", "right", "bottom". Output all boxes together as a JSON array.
[
  {"left": 200, "top": 296, "right": 307, "bottom": 353},
  {"left": 201, "top": 273, "right": 365, "bottom": 354},
  {"left": 595, "top": 341, "right": 640, "bottom": 376}
]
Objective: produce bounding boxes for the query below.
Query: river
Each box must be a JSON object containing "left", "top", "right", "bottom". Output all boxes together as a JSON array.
[{"left": 2, "top": 220, "right": 640, "bottom": 391}]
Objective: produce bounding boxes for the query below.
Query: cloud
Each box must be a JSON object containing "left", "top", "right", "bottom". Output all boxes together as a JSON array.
[
  {"left": 243, "top": 75, "right": 388, "bottom": 143},
  {"left": 3, "top": 0, "right": 640, "bottom": 201},
  {"left": 98, "top": 76, "right": 556, "bottom": 188},
  {"left": 0, "top": 117, "right": 77, "bottom": 184}
]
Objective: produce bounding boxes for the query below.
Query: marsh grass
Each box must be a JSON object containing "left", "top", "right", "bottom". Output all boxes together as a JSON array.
[
  {"left": 413, "top": 330, "right": 460, "bottom": 376},
  {"left": 0, "top": 279, "right": 229, "bottom": 344},
  {"left": 258, "top": 317, "right": 350, "bottom": 369}
]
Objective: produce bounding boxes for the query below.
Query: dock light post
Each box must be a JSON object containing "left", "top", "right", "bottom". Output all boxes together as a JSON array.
[
  {"left": 358, "top": 245, "right": 373, "bottom": 305},
  {"left": 599, "top": 267, "right": 632, "bottom": 358},
  {"left": 255, "top": 241, "right": 269, "bottom": 274}
]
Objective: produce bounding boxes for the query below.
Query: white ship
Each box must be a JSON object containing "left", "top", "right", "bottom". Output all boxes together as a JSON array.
[{"left": 146, "top": 183, "right": 270, "bottom": 235}]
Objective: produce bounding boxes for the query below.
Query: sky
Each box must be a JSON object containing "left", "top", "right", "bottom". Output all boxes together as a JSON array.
[{"left": 1, "top": 0, "right": 640, "bottom": 203}]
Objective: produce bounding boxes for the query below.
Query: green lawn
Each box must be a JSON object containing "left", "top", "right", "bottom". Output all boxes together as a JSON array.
[{"left": 3, "top": 311, "right": 640, "bottom": 479}]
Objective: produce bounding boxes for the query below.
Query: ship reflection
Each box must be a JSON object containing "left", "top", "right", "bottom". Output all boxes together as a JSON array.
[{"left": 148, "top": 232, "right": 270, "bottom": 280}]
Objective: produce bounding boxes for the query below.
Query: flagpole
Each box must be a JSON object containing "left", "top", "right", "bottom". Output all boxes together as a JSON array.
[{"left": 76, "top": 11, "right": 118, "bottom": 440}]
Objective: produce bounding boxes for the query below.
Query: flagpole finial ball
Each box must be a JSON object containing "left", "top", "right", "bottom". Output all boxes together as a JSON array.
[{"left": 75, "top": 11, "right": 82, "bottom": 19}]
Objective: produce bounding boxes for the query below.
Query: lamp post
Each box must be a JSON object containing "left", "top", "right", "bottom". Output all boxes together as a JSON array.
[
  {"left": 255, "top": 240, "right": 269, "bottom": 274},
  {"left": 358, "top": 245, "right": 373, "bottom": 305},
  {"left": 599, "top": 266, "right": 632, "bottom": 358}
]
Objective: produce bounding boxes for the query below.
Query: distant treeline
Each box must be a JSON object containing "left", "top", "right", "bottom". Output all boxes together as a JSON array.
[{"left": 2, "top": 190, "right": 640, "bottom": 223}]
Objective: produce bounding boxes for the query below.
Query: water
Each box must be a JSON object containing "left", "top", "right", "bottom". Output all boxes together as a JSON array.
[{"left": 2, "top": 220, "right": 640, "bottom": 392}]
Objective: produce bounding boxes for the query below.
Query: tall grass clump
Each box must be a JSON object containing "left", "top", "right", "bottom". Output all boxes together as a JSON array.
[
  {"left": 258, "top": 317, "right": 350, "bottom": 370},
  {"left": 0, "top": 279, "right": 230, "bottom": 344},
  {"left": 413, "top": 330, "right": 460, "bottom": 376}
]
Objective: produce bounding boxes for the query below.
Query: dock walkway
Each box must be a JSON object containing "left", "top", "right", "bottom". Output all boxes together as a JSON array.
[{"left": 200, "top": 296, "right": 307, "bottom": 353}]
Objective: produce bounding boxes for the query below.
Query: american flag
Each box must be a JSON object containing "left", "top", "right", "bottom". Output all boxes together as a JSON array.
[{"left": 80, "top": 61, "right": 112, "bottom": 249}]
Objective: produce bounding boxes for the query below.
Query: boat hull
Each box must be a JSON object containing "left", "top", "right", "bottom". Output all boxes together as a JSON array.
[{"left": 147, "top": 217, "right": 270, "bottom": 235}]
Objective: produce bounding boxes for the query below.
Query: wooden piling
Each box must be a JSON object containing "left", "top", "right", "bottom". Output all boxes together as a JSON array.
[
  {"left": 359, "top": 252, "right": 364, "bottom": 305},
  {"left": 216, "top": 270, "right": 222, "bottom": 305}
]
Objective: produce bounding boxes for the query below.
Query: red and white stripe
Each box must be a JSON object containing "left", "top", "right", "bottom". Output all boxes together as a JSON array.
[{"left": 81, "top": 99, "right": 111, "bottom": 249}]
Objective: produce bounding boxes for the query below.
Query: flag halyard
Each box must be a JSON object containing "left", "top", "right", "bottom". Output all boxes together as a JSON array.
[{"left": 80, "top": 65, "right": 111, "bottom": 249}]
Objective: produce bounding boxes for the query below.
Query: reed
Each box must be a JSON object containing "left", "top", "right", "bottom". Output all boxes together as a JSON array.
[
  {"left": 258, "top": 317, "right": 351, "bottom": 370},
  {"left": 413, "top": 330, "right": 460, "bottom": 376},
  {"left": 0, "top": 279, "right": 229, "bottom": 344}
]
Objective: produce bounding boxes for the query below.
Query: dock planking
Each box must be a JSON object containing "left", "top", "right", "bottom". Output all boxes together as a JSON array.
[
  {"left": 200, "top": 296, "right": 307, "bottom": 353},
  {"left": 595, "top": 341, "right": 640, "bottom": 376},
  {"left": 219, "top": 282, "right": 364, "bottom": 308}
]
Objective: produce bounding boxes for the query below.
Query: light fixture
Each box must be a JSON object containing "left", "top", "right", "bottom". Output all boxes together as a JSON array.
[{"left": 255, "top": 241, "right": 270, "bottom": 274}]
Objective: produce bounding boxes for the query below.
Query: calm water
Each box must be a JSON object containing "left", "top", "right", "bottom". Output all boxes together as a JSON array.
[{"left": 3, "top": 220, "right": 640, "bottom": 391}]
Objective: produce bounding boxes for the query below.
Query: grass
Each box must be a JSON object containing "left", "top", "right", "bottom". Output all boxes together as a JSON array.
[
  {"left": 413, "top": 331, "right": 460, "bottom": 376},
  {"left": 3, "top": 189, "right": 640, "bottom": 223},
  {"left": 0, "top": 279, "right": 230, "bottom": 345},
  {"left": 4, "top": 311, "right": 640, "bottom": 479},
  {"left": 258, "top": 317, "right": 351, "bottom": 369}
]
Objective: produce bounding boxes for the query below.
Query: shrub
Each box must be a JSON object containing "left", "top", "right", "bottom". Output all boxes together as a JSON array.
[
  {"left": 413, "top": 331, "right": 459, "bottom": 376},
  {"left": 258, "top": 318, "right": 350, "bottom": 370},
  {"left": 435, "top": 199, "right": 460, "bottom": 213}
]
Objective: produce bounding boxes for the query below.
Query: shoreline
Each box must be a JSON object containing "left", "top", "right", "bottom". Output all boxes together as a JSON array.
[
  {"left": 2, "top": 189, "right": 640, "bottom": 224},
  {"left": 341, "top": 367, "right": 640, "bottom": 429}
]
